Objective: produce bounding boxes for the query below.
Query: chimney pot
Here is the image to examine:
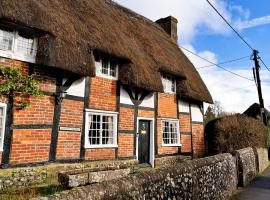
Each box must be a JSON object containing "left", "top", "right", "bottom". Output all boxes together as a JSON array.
[{"left": 156, "top": 16, "right": 178, "bottom": 43}]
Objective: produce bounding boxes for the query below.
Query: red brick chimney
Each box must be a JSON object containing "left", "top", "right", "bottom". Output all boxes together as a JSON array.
[{"left": 156, "top": 16, "right": 178, "bottom": 43}]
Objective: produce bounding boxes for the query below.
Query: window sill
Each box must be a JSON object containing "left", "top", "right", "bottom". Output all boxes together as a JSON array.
[
  {"left": 0, "top": 50, "right": 36, "bottom": 63},
  {"left": 96, "top": 74, "right": 118, "bottom": 81},
  {"left": 162, "top": 144, "right": 182, "bottom": 147},
  {"left": 85, "top": 145, "right": 118, "bottom": 149}
]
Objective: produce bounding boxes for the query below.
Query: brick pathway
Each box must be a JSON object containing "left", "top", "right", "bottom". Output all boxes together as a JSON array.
[{"left": 232, "top": 166, "right": 270, "bottom": 200}]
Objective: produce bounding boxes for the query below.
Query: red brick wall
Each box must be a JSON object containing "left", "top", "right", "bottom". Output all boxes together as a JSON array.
[
  {"left": 192, "top": 123, "right": 205, "bottom": 155},
  {"left": 181, "top": 135, "right": 192, "bottom": 153},
  {"left": 179, "top": 114, "right": 191, "bottom": 132},
  {"left": 85, "top": 149, "right": 115, "bottom": 161},
  {"left": 0, "top": 58, "right": 57, "bottom": 165},
  {"left": 56, "top": 99, "right": 84, "bottom": 160},
  {"left": 85, "top": 76, "right": 118, "bottom": 161},
  {"left": 179, "top": 114, "right": 192, "bottom": 153},
  {"left": 157, "top": 93, "right": 178, "bottom": 155},
  {"left": 89, "top": 77, "right": 117, "bottom": 111},
  {"left": 13, "top": 95, "right": 54, "bottom": 125},
  {"left": 158, "top": 93, "right": 177, "bottom": 118},
  {"left": 118, "top": 134, "right": 134, "bottom": 158},
  {"left": 119, "top": 107, "right": 134, "bottom": 131},
  {"left": 9, "top": 129, "right": 51, "bottom": 164},
  {"left": 138, "top": 109, "right": 154, "bottom": 118}
]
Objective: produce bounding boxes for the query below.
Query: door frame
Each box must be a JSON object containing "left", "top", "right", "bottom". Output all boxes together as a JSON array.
[{"left": 136, "top": 117, "right": 155, "bottom": 167}]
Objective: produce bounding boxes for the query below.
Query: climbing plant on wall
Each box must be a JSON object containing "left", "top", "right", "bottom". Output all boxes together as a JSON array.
[{"left": 0, "top": 65, "right": 42, "bottom": 109}]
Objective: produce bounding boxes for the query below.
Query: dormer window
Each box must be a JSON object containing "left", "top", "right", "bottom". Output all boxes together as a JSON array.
[
  {"left": 95, "top": 56, "right": 118, "bottom": 80},
  {"left": 162, "top": 74, "right": 176, "bottom": 93},
  {"left": 0, "top": 26, "right": 37, "bottom": 63}
]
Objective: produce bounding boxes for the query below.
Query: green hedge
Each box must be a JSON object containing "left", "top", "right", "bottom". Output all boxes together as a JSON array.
[{"left": 205, "top": 114, "right": 268, "bottom": 155}]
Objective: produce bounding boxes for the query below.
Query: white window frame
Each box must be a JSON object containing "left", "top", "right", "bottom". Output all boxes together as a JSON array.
[
  {"left": 161, "top": 119, "right": 181, "bottom": 147},
  {"left": 84, "top": 109, "right": 118, "bottom": 148},
  {"left": 161, "top": 74, "right": 176, "bottom": 94},
  {"left": 0, "top": 28, "right": 38, "bottom": 63},
  {"left": 95, "top": 57, "right": 118, "bottom": 80},
  {"left": 0, "top": 103, "right": 7, "bottom": 151}
]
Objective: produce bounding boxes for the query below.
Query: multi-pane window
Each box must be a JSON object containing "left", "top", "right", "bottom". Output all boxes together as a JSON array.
[
  {"left": 0, "top": 103, "right": 7, "bottom": 151},
  {"left": 162, "top": 74, "right": 176, "bottom": 93},
  {"left": 85, "top": 110, "right": 117, "bottom": 148},
  {"left": 0, "top": 26, "right": 37, "bottom": 63},
  {"left": 162, "top": 120, "right": 180, "bottom": 146},
  {"left": 95, "top": 56, "right": 118, "bottom": 79}
]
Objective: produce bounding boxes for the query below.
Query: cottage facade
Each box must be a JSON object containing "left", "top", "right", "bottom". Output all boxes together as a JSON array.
[{"left": 0, "top": 0, "right": 212, "bottom": 167}]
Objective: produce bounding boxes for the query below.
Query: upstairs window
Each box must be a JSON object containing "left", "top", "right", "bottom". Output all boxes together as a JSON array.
[
  {"left": 0, "top": 26, "right": 37, "bottom": 63},
  {"left": 0, "top": 103, "right": 7, "bottom": 151},
  {"left": 162, "top": 74, "right": 176, "bottom": 93},
  {"left": 162, "top": 119, "right": 180, "bottom": 146},
  {"left": 95, "top": 56, "right": 118, "bottom": 80}
]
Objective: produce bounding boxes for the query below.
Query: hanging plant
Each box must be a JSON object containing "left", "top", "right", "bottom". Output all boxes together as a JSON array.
[{"left": 0, "top": 65, "right": 43, "bottom": 109}]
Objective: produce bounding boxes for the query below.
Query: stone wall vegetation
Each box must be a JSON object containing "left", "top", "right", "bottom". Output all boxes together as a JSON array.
[{"left": 33, "top": 154, "right": 237, "bottom": 200}]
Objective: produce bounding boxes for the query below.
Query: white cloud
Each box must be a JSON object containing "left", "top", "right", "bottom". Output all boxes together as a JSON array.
[
  {"left": 182, "top": 45, "right": 270, "bottom": 113},
  {"left": 236, "top": 15, "right": 270, "bottom": 30},
  {"left": 115, "top": 0, "right": 270, "bottom": 43},
  {"left": 115, "top": 0, "right": 231, "bottom": 43}
]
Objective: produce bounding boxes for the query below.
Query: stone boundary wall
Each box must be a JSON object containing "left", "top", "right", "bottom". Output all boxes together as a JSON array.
[
  {"left": 235, "top": 147, "right": 257, "bottom": 187},
  {"left": 0, "top": 159, "right": 137, "bottom": 191},
  {"left": 34, "top": 154, "right": 237, "bottom": 200},
  {"left": 154, "top": 155, "right": 191, "bottom": 167},
  {"left": 254, "top": 147, "right": 268, "bottom": 173}
]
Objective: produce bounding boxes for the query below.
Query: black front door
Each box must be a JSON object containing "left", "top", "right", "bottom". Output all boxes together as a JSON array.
[{"left": 138, "top": 120, "right": 150, "bottom": 164}]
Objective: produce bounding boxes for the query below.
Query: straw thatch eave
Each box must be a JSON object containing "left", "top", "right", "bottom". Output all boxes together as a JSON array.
[{"left": 0, "top": 0, "right": 212, "bottom": 103}]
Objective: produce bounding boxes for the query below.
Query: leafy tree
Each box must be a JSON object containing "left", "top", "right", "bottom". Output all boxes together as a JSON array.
[
  {"left": 205, "top": 101, "right": 225, "bottom": 123},
  {"left": 0, "top": 65, "right": 42, "bottom": 109}
]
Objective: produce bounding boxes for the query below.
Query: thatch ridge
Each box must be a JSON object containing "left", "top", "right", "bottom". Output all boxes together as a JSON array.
[{"left": 0, "top": 0, "right": 212, "bottom": 103}]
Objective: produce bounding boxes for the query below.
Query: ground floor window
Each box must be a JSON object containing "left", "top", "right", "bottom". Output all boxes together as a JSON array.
[
  {"left": 85, "top": 109, "right": 118, "bottom": 148},
  {"left": 162, "top": 119, "right": 180, "bottom": 146},
  {"left": 0, "top": 103, "right": 7, "bottom": 151}
]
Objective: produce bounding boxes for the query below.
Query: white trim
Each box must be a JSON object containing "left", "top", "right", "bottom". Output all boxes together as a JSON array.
[
  {"left": 84, "top": 109, "right": 118, "bottom": 149},
  {"left": 96, "top": 73, "right": 118, "bottom": 81},
  {"left": 136, "top": 117, "right": 155, "bottom": 168},
  {"left": 85, "top": 109, "right": 118, "bottom": 115},
  {"left": 0, "top": 102, "right": 7, "bottom": 151},
  {"left": 161, "top": 119, "right": 181, "bottom": 147}
]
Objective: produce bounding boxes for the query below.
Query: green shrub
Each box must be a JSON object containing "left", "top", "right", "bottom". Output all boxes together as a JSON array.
[{"left": 205, "top": 114, "right": 268, "bottom": 155}]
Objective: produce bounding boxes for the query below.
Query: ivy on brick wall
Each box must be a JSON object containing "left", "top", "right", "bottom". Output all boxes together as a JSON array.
[{"left": 0, "top": 65, "right": 42, "bottom": 109}]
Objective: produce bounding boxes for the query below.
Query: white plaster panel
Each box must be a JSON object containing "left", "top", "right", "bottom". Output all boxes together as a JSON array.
[
  {"left": 191, "top": 104, "right": 203, "bottom": 122},
  {"left": 120, "top": 86, "right": 133, "bottom": 105},
  {"left": 65, "top": 77, "right": 85, "bottom": 97},
  {"left": 178, "top": 99, "right": 190, "bottom": 113},
  {"left": 140, "top": 93, "right": 155, "bottom": 108}
]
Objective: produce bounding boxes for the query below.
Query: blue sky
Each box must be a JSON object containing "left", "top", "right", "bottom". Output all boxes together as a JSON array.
[{"left": 115, "top": 0, "right": 270, "bottom": 113}]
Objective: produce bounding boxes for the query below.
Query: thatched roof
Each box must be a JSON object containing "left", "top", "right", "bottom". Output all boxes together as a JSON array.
[
  {"left": 243, "top": 103, "right": 270, "bottom": 118},
  {"left": 0, "top": 0, "right": 212, "bottom": 103}
]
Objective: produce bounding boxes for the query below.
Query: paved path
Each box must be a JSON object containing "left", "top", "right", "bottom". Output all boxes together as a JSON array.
[{"left": 233, "top": 166, "right": 270, "bottom": 200}]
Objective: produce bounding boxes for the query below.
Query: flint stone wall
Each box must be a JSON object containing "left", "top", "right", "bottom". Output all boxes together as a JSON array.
[
  {"left": 0, "top": 168, "right": 47, "bottom": 191},
  {"left": 154, "top": 155, "right": 191, "bottom": 167},
  {"left": 0, "top": 159, "right": 137, "bottom": 191},
  {"left": 254, "top": 147, "right": 268, "bottom": 173},
  {"left": 235, "top": 147, "right": 256, "bottom": 187},
  {"left": 34, "top": 153, "right": 237, "bottom": 200}
]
